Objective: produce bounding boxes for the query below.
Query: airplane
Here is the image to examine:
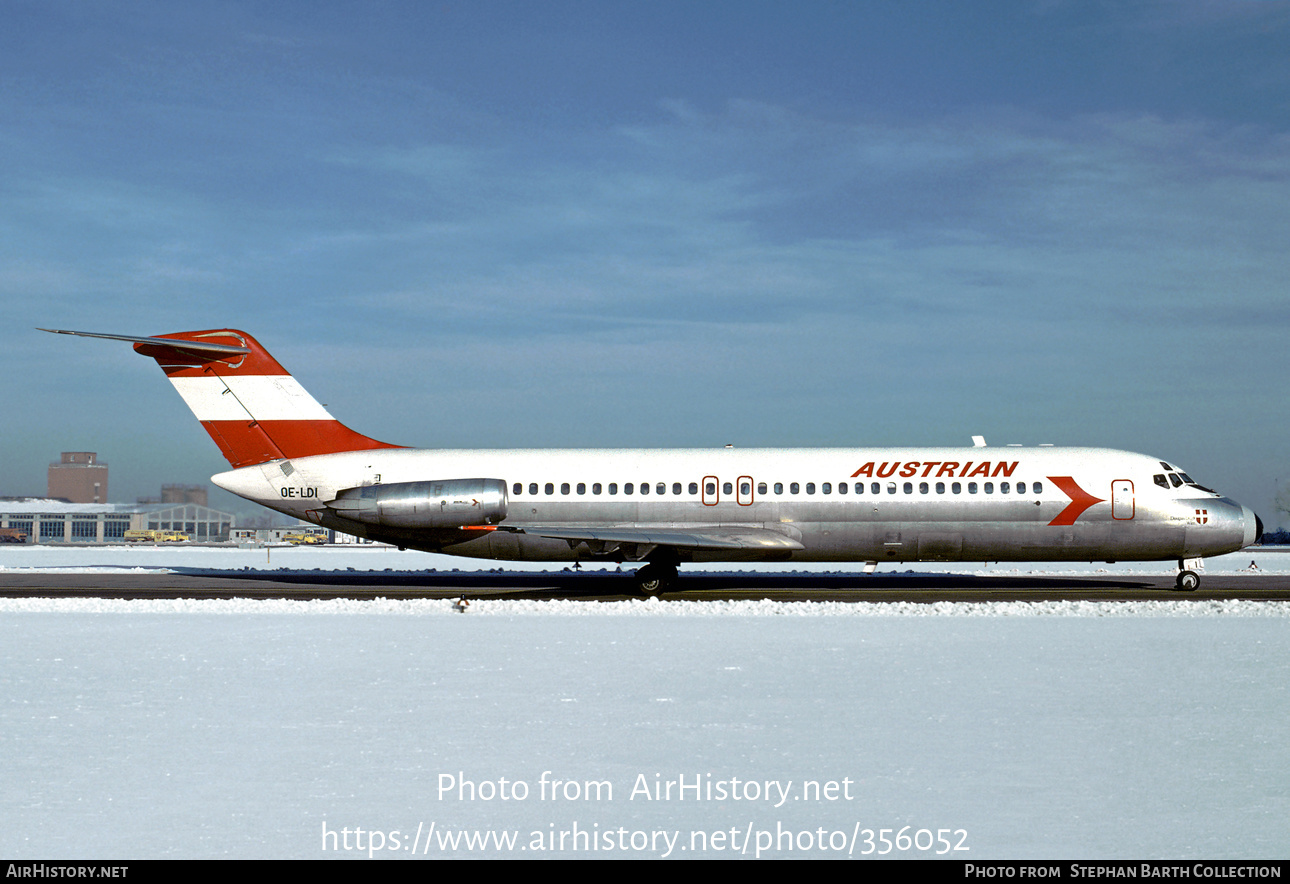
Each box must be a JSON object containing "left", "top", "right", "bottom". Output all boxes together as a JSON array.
[{"left": 43, "top": 327, "right": 1262, "bottom": 594}]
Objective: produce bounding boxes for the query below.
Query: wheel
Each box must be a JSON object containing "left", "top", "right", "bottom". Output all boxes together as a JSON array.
[
  {"left": 634, "top": 564, "right": 676, "bottom": 597},
  {"left": 636, "top": 570, "right": 663, "bottom": 596},
  {"left": 1176, "top": 570, "right": 1200, "bottom": 592}
]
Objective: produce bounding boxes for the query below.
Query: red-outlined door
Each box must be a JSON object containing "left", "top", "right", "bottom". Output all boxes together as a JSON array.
[
  {"left": 737, "top": 475, "right": 754, "bottom": 506},
  {"left": 703, "top": 475, "right": 719, "bottom": 506},
  {"left": 1112, "top": 480, "right": 1134, "bottom": 520}
]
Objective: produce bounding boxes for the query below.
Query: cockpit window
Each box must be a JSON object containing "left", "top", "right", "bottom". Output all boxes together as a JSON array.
[
  {"left": 1182, "top": 473, "right": 1217, "bottom": 493},
  {"left": 1158, "top": 468, "right": 1218, "bottom": 495}
]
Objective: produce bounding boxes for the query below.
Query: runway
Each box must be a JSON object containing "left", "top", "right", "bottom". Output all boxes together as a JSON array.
[{"left": 2, "top": 569, "right": 1287, "bottom": 603}]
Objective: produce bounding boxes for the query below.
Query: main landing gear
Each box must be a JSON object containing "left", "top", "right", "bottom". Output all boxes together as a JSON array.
[{"left": 633, "top": 562, "right": 679, "bottom": 597}]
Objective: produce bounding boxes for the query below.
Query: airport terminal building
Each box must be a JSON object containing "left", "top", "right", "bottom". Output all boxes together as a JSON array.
[{"left": 0, "top": 499, "right": 234, "bottom": 544}]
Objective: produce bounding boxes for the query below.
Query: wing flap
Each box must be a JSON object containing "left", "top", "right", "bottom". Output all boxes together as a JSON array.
[{"left": 516, "top": 525, "right": 805, "bottom": 551}]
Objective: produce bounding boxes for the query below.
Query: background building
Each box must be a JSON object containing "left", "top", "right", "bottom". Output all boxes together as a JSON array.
[
  {"left": 47, "top": 452, "right": 108, "bottom": 503},
  {"left": 138, "top": 484, "right": 209, "bottom": 507},
  {"left": 161, "top": 484, "right": 208, "bottom": 506},
  {"left": 0, "top": 499, "right": 234, "bottom": 543}
]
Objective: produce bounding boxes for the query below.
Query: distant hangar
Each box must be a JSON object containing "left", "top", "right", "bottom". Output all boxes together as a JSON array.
[{"left": 0, "top": 499, "right": 234, "bottom": 544}]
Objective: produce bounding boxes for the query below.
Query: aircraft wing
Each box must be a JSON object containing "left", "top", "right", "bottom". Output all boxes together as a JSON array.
[{"left": 514, "top": 525, "right": 805, "bottom": 552}]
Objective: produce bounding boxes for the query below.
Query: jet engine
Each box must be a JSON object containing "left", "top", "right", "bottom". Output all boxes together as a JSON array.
[{"left": 326, "top": 479, "right": 507, "bottom": 529}]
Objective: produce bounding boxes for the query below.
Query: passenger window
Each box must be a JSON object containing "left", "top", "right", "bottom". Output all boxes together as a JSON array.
[
  {"left": 545, "top": 483, "right": 554, "bottom": 495},
  {"left": 577, "top": 483, "right": 586, "bottom": 494},
  {"left": 609, "top": 483, "right": 618, "bottom": 495},
  {"left": 740, "top": 481, "right": 751, "bottom": 495},
  {"left": 984, "top": 482, "right": 993, "bottom": 494},
  {"left": 1001, "top": 482, "right": 1010, "bottom": 493},
  {"left": 774, "top": 483, "right": 784, "bottom": 494},
  {"left": 919, "top": 482, "right": 929, "bottom": 494},
  {"left": 1017, "top": 483, "right": 1026, "bottom": 494},
  {"left": 513, "top": 483, "right": 522, "bottom": 495},
  {"left": 723, "top": 482, "right": 733, "bottom": 495},
  {"left": 806, "top": 483, "right": 815, "bottom": 494},
  {"left": 706, "top": 482, "right": 716, "bottom": 495},
  {"left": 639, "top": 483, "right": 649, "bottom": 495},
  {"left": 837, "top": 482, "right": 846, "bottom": 495},
  {"left": 757, "top": 482, "right": 767, "bottom": 495},
  {"left": 1033, "top": 482, "right": 1043, "bottom": 494},
  {"left": 529, "top": 483, "right": 538, "bottom": 495},
  {"left": 903, "top": 482, "right": 913, "bottom": 494},
  {"left": 689, "top": 482, "right": 699, "bottom": 495},
  {"left": 790, "top": 483, "right": 800, "bottom": 494},
  {"left": 886, "top": 482, "right": 896, "bottom": 494},
  {"left": 856, "top": 483, "right": 864, "bottom": 494},
  {"left": 968, "top": 482, "right": 977, "bottom": 494},
  {"left": 822, "top": 482, "right": 831, "bottom": 494},
  {"left": 593, "top": 483, "right": 602, "bottom": 494},
  {"left": 658, "top": 483, "right": 666, "bottom": 495},
  {"left": 870, "top": 483, "right": 880, "bottom": 494},
  {"left": 952, "top": 482, "right": 961, "bottom": 494},
  {"left": 936, "top": 482, "right": 945, "bottom": 494},
  {"left": 625, "top": 483, "right": 634, "bottom": 495},
  {"left": 561, "top": 483, "right": 570, "bottom": 495},
  {"left": 673, "top": 483, "right": 682, "bottom": 495}
]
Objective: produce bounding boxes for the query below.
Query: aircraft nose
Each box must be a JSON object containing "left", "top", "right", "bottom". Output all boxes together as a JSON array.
[
  {"left": 1191, "top": 499, "right": 1261, "bottom": 557},
  {"left": 1247, "top": 508, "right": 1263, "bottom": 549}
]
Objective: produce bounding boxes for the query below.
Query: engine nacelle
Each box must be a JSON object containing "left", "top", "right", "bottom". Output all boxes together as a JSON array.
[{"left": 326, "top": 479, "right": 508, "bottom": 529}]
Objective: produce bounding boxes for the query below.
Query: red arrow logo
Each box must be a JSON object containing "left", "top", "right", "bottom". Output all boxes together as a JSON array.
[{"left": 1047, "top": 476, "right": 1105, "bottom": 526}]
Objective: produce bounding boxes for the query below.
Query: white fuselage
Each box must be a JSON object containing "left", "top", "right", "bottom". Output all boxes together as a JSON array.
[{"left": 213, "top": 445, "right": 1258, "bottom": 565}]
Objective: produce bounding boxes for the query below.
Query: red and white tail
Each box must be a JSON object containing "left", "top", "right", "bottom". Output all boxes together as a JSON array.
[{"left": 43, "top": 328, "right": 402, "bottom": 468}]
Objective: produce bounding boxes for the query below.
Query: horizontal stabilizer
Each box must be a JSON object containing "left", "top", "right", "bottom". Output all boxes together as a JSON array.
[{"left": 39, "top": 328, "right": 250, "bottom": 357}]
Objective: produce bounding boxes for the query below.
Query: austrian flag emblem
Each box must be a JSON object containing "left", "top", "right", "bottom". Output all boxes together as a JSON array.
[{"left": 1195, "top": 509, "right": 1208, "bottom": 525}]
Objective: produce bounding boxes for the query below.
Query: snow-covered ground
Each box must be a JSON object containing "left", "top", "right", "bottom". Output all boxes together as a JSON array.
[{"left": 2, "top": 546, "right": 1287, "bottom": 859}]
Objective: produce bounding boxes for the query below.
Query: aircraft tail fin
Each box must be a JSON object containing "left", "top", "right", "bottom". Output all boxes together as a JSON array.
[{"left": 42, "top": 328, "right": 402, "bottom": 468}]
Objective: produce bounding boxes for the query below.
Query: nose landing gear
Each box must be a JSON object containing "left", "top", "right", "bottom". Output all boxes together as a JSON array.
[{"left": 1175, "top": 560, "right": 1201, "bottom": 592}]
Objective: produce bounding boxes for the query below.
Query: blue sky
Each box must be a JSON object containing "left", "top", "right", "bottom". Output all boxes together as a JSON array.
[{"left": 3, "top": 1, "right": 1288, "bottom": 524}]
